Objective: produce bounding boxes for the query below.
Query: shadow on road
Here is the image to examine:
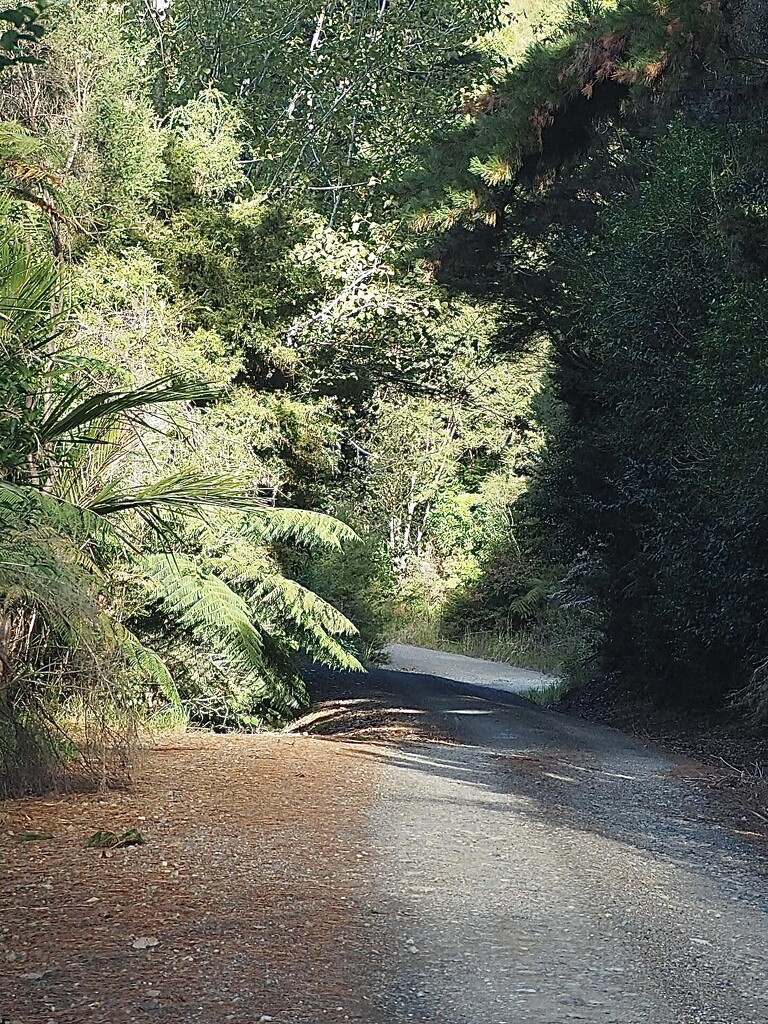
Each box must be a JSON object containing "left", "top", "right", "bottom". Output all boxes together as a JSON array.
[{"left": 300, "top": 664, "right": 767, "bottom": 902}]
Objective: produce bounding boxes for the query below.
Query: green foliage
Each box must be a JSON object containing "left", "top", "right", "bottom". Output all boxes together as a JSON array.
[
  {"left": 138, "top": 0, "right": 498, "bottom": 215},
  {"left": 345, "top": 326, "right": 547, "bottom": 651},
  {"left": 0, "top": 205, "right": 368, "bottom": 790},
  {"left": 0, "top": 0, "right": 164, "bottom": 240},
  {"left": 0, "top": 2, "right": 48, "bottom": 70},
  {"left": 164, "top": 89, "right": 246, "bottom": 200},
  {"left": 297, "top": 530, "right": 396, "bottom": 661},
  {"left": 527, "top": 119, "right": 768, "bottom": 713},
  {"left": 408, "top": 0, "right": 725, "bottom": 228}
]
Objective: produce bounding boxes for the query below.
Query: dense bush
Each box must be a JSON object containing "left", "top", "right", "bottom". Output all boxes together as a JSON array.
[{"left": 528, "top": 120, "right": 768, "bottom": 712}]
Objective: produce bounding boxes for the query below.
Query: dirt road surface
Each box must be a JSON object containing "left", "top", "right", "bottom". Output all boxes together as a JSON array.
[
  {"left": 383, "top": 642, "right": 555, "bottom": 693},
  {"left": 1, "top": 656, "right": 766, "bottom": 1023}
]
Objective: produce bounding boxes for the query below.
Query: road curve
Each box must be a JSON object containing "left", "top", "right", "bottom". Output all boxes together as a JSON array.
[
  {"left": 305, "top": 660, "right": 768, "bottom": 1024},
  {"left": 383, "top": 641, "right": 556, "bottom": 693}
]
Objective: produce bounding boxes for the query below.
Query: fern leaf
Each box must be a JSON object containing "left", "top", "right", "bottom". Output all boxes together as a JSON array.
[
  {"left": 255, "top": 507, "right": 358, "bottom": 551},
  {"left": 115, "top": 623, "right": 181, "bottom": 708},
  {"left": 140, "top": 553, "right": 268, "bottom": 686},
  {"left": 254, "top": 574, "right": 363, "bottom": 672},
  {"left": 510, "top": 577, "right": 551, "bottom": 618}
]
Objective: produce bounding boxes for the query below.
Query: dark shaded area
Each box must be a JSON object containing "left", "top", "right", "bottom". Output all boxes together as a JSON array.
[
  {"left": 303, "top": 662, "right": 768, "bottom": 880},
  {"left": 558, "top": 674, "right": 768, "bottom": 764}
]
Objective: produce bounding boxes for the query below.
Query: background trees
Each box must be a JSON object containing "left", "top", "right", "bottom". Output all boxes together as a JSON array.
[
  {"left": 0, "top": 0, "right": 534, "bottom": 793},
  {"left": 416, "top": 0, "right": 768, "bottom": 717},
  {"left": 135, "top": 0, "right": 498, "bottom": 211},
  {"left": 3, "top": 0, "right": 766, "bottom": 796},
  {"left": 524, "top": 121, "right": 768, "bottom": 713}
]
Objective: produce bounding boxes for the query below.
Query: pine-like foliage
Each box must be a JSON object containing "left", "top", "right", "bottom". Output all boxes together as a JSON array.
[{"left": 408, "top": 0, "right": 725, "bottom": 229}]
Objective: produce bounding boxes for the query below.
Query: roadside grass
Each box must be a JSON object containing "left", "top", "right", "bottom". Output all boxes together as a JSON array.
[
  {"left": 389, "top": 619, "right": 566, "bottom": 675},
  {"left": 145, "top": 705, "right": 189, "bottom": 732},
  {"left": 454, "top": 630, "right": 564, "bottom": 674},
  {"left": 524, "top": 678, "right": 570, "bottom": 707}
]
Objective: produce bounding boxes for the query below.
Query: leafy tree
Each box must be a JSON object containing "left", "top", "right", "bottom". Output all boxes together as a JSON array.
[
  {"left": 0, "top": 2, "right": 48, "bottom": 71},
  {"left": 0, "top": 208, "right": 367, "bottom": 792},
  {"left": 526, "top": 119, "right": 768, "bottom": 713},
  {"left": 136, "top": 0, "right": 498, "bottom": 215},
  {"left": 0, "top": 0, "right": 164, "bottom": 244}
]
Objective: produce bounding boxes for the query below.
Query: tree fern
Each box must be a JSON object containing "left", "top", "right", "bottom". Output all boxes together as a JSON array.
[
  {"left": 140, "top": 553, "right": 269, "bottom": 689},
  {"left": 0, "top": 494, "right": 179, "bottom": 704},
  {"left": 253, "top": 573, "right": 363, "bottom": 671},
  {"left": 138, "top": 551, "right": 362, "bottom": 719},
  {"left": 254, "top": 507, "right": 358, "bottom": 550},
  {"left": 509, "top": 577, "right": 552, "bottom": 619},
  {"left": 115, "top": 624, "right": 180, "bottom": 710}
]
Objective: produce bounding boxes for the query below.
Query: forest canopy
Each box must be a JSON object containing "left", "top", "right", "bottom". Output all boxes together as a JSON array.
[{"left": 1, "top": 0, "right": 766, "bottom": 794}]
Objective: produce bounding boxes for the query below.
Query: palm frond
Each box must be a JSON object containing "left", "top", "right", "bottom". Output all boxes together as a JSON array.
[
  {"left": 0, "top": 525, "right": 105, "bottom": 650},
  {"left": 89, "top": 471, "right": 265, "bottom": 517},
  {"left": 38, "top": 375, "right": 223, "bottom": 444},
  {"left": 0, "top": 233, "right": 59, "bottom": 349},
  {"left": 0, "top": 481, "right": 123, "bottom": 556}
]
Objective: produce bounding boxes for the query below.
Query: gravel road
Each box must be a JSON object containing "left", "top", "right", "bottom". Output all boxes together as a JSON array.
[
  {"left": 383, "top": 642, "right": 556, "bottom": 693},
  {"left": 309, "top": 658, "right": 768, "bottom": 1024},
  {"left": 4, "top": 655, "right": 765, "bottom": 1024}
]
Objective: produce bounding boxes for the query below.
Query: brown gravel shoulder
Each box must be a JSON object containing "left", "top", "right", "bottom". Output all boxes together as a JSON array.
[{"left": 0, "top": 733, "right": 386, "bottom": 1024}]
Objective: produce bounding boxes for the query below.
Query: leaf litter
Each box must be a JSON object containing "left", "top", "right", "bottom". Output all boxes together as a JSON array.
[{"left": 0, "top": 733, "right": 387, "bottom": 1023}]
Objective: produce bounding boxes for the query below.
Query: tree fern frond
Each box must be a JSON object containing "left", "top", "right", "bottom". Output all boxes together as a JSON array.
[
  {"left": 250, "top": 630, "right": 308, "bottom": 711},
  {"left": 256, "top": 574, "right": 359, "bottom": 637},
  {"left": 114, "top": 623, "right": 181, "bottom": 708},
  {"left": 140, "top": 553, "right": 267, "bottom": 684},
  {"left": 510, "top": 577, "right": 551, "bottom": 619},
  {"left": 294, "top": 626, "right": 364, "bottom": 671},
  {"left": 255, "top": 507, "right": 358, "bottom": 550},
  {"left": 254, "top": 574, "right": 363, "bottom": 671}
]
